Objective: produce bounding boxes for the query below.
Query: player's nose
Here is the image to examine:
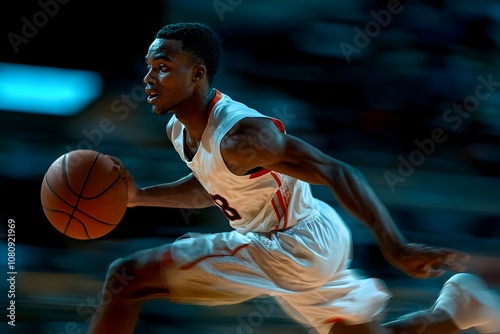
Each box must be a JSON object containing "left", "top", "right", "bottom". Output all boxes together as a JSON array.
[{"left": 143, "top": 69, "right": 156, "bottom": 85}]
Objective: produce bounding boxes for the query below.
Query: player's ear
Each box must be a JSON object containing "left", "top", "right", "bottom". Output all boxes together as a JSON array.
[{"left": 193, "top": 65, "right": 206, "bottom": 82}]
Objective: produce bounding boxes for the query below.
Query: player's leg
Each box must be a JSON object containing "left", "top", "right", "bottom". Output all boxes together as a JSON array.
[
  {"left": 331, "top": 273, "right": 500, "bottom": 334},
  {"left": 86, "top": 229, "right": 270, "bottom": 334},
  {"left": 331, "top": 309, "right": 459, "bottom": 334},
  {"left": 86, "top": 245, "right": 172, "bottom": 334},
  {"left": 330, "top": 321, "right": 390, "bottom": 334},
  {"left": 381, "top": 310, "right": 459, "bottom": 334}
]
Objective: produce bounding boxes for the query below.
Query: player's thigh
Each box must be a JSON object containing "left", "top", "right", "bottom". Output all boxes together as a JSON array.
[{"left": 330, "top": 321, "right": 390, "bottom": 334}]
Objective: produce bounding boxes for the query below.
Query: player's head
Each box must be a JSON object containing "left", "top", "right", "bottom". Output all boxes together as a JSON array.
[
  {"left": 144, "top": 22, "right": 222, "bottom": 115},
  {"left": 155, "top": 22, "right": 221, "bottom": 86}
]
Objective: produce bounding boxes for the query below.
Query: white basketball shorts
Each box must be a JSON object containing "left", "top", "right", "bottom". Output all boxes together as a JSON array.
[{"left": 159, "top": 199, "right": 392, "bottom": 334}]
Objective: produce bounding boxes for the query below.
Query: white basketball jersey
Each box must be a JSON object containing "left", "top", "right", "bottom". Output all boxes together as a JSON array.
[{"left": 167, "top": 90, "right": 317, "bottom": 233}]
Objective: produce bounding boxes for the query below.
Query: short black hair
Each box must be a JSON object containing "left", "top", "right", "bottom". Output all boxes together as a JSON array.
[{"left": 156, "top": 22, "right": 221, "bottom": 86}]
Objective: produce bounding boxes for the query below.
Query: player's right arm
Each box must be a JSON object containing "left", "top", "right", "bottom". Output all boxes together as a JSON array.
[{"left": 108, "top": 155, "right": 214, "bottom": 209}]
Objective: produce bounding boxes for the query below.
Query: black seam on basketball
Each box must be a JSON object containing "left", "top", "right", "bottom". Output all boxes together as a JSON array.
[
  {"left": 43, "top": 207, "right": 119, "bottom": 226},
  {"left": 41, "top": 208, "right": 91, "bottom": 238},
  {"left": 62, "top": 154, "right": 83, "bottom": 197},
  {"left": 44, "top": 174, "right": 77, "bottom": 209},
  {"left": 45, "top": 151, "right": 123, "bottom": 238},
  {"left": 79, "top": 152, "right": 101, "bottom": 197},
  {"left": 63, "top": 215, "right": 92, "bottom": 239},
  {"left": 43, "top": 208, "right": 72, "bottom": 218},
  {"left": 45, "top": 173, "right": 119, "bottom": 226},
  {"left": 44, "top": 173, "right": 75, "bottom": 232},
  {"left": 74, "top": 208, "right": 120, "bottom": 226},
  {"left": 65, "top": 151, "right": 100, "bottom": 234},
  {"left": 62, "top": 153, "right": 81, "bottom": 232},
  {"left": 80, "top": 173, "right": 123, "bottom": 200}
]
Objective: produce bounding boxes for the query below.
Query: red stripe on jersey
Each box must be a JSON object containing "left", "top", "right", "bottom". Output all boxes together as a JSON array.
[
  {"left": 270, "top": 172, "right": 288, "bottom": 229},
  {"left": 271, "top": 118, "right": 285, "bottom": 133},
  {"left": 275, "top": 190, "right": 288, "bottom": 229},
  {"left": 325, "top": 318, "right": 344, "bottom": 324},
  {"left": 271, "top": 196, "right": 282, "bottom": 229},
  {"left": 208, "top": 89, "right": 222, "bottom": 115},
  {"left": 270, "top": 171, "right": 282, "bottom": 187},
  {"left": 249, "top": 168, "right": 271, "bottom": 179}
]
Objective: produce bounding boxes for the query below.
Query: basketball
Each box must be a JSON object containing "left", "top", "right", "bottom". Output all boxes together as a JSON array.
[{"left": 40, "top": 149, "right": 128, "bottom": 240}]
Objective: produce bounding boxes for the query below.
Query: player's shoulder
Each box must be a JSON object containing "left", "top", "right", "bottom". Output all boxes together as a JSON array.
[
  {"left": 222, "top": 117, "right": 283, "bottom": 151},
  {"left": 213, "top": 91, "right": 253, "bottom": 113},
  {"left": 214, "top": 92, "right": 282, "bottom": 131},
  {"left": 212, "top": 92, "right": 265, "bottom": 124}
]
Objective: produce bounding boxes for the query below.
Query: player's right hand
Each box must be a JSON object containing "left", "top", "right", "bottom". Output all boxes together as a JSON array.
[{"left": 106, "top": 155, "right": 140, "bottom": 207}]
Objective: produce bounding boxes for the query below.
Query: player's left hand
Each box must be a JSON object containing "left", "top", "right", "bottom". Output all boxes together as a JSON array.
[{"left": 385, "top": 243, "right": 471, "bottom": 279}]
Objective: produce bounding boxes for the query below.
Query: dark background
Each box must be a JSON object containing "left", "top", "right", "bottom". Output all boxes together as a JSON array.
[{"left": 1, "top": 0, "right": 499, "bottom": 333}]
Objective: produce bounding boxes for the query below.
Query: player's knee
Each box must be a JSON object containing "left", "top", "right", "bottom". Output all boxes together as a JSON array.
[
  {"left": 103, "top": 256, "right": 143, "bottom": 300},
  {"left": 102, "top": 246, "right": 171, "bottom": 301}
]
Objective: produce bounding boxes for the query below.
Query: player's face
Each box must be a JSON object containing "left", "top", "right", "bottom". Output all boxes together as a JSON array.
[{"left": 144, "top": 39, "right": 197, "bottom": 116}]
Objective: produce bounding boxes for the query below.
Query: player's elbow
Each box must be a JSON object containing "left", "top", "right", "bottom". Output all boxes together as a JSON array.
[{"left": 324, "top": 161, "right": 368, "bottom": 193}]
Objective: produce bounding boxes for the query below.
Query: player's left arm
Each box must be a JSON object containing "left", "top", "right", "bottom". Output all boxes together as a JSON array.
[{"left": 221, "top": 117, "right": 469, "bottom": 278}]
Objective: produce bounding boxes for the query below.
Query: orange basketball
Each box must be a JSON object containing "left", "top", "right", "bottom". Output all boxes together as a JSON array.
[{"left": 40, "top": 149, "right": 128, "bottom": 240}]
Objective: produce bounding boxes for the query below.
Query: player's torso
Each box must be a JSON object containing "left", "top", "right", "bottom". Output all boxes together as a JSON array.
[{"left": 168, "top": 91, "right": 315, "bottom": 233}]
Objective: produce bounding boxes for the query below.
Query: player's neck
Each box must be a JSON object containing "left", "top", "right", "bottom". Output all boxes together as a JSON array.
[{"left": 176, "top": 88, "right": 215, "bottom": 142}]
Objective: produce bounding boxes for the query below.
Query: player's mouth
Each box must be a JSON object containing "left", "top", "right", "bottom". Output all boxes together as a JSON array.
[{"left": 146, "top": 89, "right": 159, "bottom": 104}]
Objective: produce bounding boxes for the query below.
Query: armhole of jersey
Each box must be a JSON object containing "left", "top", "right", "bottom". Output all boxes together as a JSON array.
[
  {"left": 270, "top": 117, "right": 286, "bottom": 134},
  {"left": 247, "top": 117, "right": 286, "bottom": 179}
]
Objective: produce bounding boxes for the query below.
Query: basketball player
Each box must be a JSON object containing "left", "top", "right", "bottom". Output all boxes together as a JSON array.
[{"left": 88, "top": 22, "right": 500, "bottom": 334}]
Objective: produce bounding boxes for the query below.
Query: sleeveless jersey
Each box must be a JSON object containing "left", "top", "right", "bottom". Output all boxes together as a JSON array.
[{"left": 167, "top": 90, "right": 317, "bottom": 233}]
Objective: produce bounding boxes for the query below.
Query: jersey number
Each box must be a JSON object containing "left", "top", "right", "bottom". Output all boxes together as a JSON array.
[{"left": 211, "top": 194, "right": 242, "bottom": 221}]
